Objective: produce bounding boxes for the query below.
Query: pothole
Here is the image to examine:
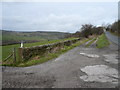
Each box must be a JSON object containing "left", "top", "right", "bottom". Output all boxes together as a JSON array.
[
  {"left": 80, "top": 65, "right": 118, "bottom": 84},
  {"left": 103, "top": 54, "right": 118, "bottom": 64}
]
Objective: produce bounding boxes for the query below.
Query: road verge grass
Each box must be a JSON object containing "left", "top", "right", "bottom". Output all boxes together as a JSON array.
[
  {"left": 109, "top": 31, "right": 120, "bottom": 37},
  {"left": 96, "top": 33, "right": 110, "bottom": 48}
]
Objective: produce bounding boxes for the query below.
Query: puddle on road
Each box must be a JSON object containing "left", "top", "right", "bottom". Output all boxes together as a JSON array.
[
  {"left": 80, "top": 53, "right": 99, "bottom": 58},
  {"left": 80, "top": 65, "right": 118, "bottom": 84},
  {"left": 103, "top": 54, "right": 118, "bottom": 64}
]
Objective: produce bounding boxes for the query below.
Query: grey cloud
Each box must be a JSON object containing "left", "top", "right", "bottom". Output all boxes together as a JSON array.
[{"left": 2, "top": 2, "right": 117, "bottom": 32}]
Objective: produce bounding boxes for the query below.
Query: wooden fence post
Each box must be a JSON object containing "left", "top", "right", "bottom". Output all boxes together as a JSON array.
[
  {"left": 18, "top": 48, "right": 23, "bottom": 61},
  {"left": 13, "top": 48, "right": 16, "bottom": 63}
]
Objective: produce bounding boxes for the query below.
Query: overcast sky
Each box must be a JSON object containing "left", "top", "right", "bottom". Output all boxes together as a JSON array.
[{"left": 1, "top": 2, "right": 118, "bottom": 33}]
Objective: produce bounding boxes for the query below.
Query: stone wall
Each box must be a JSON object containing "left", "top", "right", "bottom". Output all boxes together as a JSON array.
[{"left": 19, "top": 39, "right": 80, "bottom": 61}]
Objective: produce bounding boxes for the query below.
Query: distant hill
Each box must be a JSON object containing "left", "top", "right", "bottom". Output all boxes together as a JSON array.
[{"left": 1, "top": 30, "right": 70, "bottom": 45}]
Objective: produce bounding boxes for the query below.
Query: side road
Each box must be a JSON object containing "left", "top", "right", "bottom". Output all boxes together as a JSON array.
[
  {"left": 105, "top": 31, "right": 120, "bottom": 46},
  {"left": 2, "top": 40, "right": 118, "bottom": 88}
]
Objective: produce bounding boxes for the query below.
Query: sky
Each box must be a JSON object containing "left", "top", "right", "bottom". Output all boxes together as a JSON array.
[{"left": 1, "top": 2, "right": 118, "bottom": 33}]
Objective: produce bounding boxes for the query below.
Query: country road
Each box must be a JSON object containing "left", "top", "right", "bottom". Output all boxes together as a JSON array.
[
  {"left": 105, "top": 31, "right": 120, "bottom": 46},
  {"left": 2, "top": 39, "right": 119, "bottom": 88}
]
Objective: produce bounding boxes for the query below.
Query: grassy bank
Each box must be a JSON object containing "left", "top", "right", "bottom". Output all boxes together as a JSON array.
[
  {"left": 2, "top": 38, "right": 91, "bottom": 67},
  {"left": 96, "top": 33, "right": 110, "bottom": 48}
]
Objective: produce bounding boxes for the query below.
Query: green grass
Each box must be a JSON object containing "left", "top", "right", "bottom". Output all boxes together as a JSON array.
[
  {"left": 24, "top": 37, "right": 78, "bottom": 47},
  {"left": 2, "top": 30, "right": 70, "bottom": 44},
  {"left": 96, "top": 33, "right": 110, "bottom": 48},
  {"left": 2, "top": 38, "right": 91, "bottom": 67},
  {"left": 2, "top": 37, "right": 78, "bottom": 63},
  {"left": 85, "top": 38, "right": 96, "bottom": 47}
]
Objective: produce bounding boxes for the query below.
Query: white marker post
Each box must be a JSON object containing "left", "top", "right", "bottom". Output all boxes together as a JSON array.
[
  {"left": 19, "top": 41, "right": 24, "bottom": 60},
  {"left": 20, "top": 41, "right": 24, "bottom": 48}
]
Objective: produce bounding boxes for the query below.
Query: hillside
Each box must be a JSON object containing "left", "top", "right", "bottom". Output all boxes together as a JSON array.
[{"left": 1, "top": 30, "right": 70, "bottom": 45}]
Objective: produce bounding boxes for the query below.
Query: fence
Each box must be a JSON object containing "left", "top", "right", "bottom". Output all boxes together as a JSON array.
[{"left": 3, "top": 48, "right": 16, "bottom": 63}]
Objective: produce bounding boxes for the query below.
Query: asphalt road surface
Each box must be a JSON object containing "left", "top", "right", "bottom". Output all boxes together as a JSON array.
[
  {"left": 105, "top": 31, "right": 120, "bottom": 46},
  {"left": 2, "top": 39, "right": 119, "bottom": 88}
]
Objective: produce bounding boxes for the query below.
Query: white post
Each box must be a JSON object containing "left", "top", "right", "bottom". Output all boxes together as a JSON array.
[{"left": 21, "top": 42, "right": 23, "bottom": 48}]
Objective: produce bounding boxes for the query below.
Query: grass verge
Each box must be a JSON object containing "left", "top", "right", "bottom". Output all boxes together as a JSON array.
[
  {"left": 96, "top": 33, "right": 110, "bottom": 48},
  {"left": 109, "top": 31, "right": 120, "bottom": 37},
  {"left": 2, "top": 38, "right": 91, "bottom": 67}
]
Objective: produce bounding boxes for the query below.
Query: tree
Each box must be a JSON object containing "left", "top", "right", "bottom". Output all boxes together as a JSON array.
[
  {"left": 107, "top": 20, "right": 120, "bottom": 35},
  {"left": 80, "top": 24, "right": 93, "bottom": 38},
  {"left": 80, "top": 24, "right": 103, "bottom": 38},
  {"left": 66, "top": 24, "right": 104, "bottom": 38}
]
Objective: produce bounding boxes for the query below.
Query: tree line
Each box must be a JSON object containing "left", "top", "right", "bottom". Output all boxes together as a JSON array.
[
  {"left": 67, "top": 20, "right": 120, "bottom": 38},
  {"left": 106, "top": 20, "right": 120, "bottom": 35},
  {"left": 67, "top": 24, "right": 104, "bottom": 38}
]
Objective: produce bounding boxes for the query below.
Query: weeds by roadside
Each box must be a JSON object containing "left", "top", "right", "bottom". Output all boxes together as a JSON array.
[{"left": 96, "top": 33, "right": 110, "bottom": 48}]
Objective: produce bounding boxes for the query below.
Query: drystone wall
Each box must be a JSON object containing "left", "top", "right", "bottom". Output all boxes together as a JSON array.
[{"left": 19, "top": 39, "right": 80, "bottom": 61}]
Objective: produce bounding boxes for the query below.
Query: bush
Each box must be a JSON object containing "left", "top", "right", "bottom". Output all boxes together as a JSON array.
[{"left": 80, "top": 24, "right": 103, "bottom": 38}]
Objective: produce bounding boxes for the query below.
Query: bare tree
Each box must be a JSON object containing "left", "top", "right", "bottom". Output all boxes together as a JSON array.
[{"left": 80, "top": 24, "right": 93, "bottom": 38}]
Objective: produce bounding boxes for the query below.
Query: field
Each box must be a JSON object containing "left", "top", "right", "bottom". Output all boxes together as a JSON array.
[{"left": 1, "top": 30, "right": 70, "bottom": 45}]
